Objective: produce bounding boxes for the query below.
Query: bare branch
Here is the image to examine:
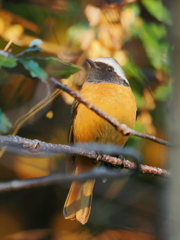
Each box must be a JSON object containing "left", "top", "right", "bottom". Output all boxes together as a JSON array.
[
  {"left": 0, "top": 135, "right": 170, "bottom": 177},
  {"left": 0, "top": 167, "right": 134, "bottom": 192},
  {"left": 49, "top": 77, "right": 172, "bottom": 147}
]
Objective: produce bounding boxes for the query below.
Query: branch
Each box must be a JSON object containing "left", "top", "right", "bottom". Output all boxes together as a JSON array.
[
  {"left": 0, "top": 135, "right": 170, "bottom": 177},
  {"left": 49, "top": 78, "right": 172, "bottom": 147},
  {"left": 0, "top": 167, "right": 134, "bottom": 192}
]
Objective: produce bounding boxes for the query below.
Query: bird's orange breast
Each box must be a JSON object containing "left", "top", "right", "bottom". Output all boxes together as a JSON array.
[{"left": 73, "top": 82, "right": 137, "bottom": 147}]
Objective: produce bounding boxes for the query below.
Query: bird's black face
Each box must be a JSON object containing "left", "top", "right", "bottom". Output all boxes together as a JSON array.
[{"left": 86, "top": 59, "right": 130, "bottom": 87}]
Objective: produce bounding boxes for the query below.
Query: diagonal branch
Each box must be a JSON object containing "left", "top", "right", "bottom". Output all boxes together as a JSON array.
[
  {"left": 0, "top": 135, "right": 170, "bottom": 177},
  {"left": 49, "top": 77, "right": 172, "bottom": 147}
]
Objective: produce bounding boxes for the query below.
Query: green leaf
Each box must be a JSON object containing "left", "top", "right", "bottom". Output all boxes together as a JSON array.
[
  {"left": 0, "top": 51, "right": 17, "bottom": 68},
  {"left": 123, "top": 59, "right": 145, "bottom": 83},
  {"left": 0, "top": 109, "right": 12, "bottom": 134},
  {"left": 134, "top": 120, "right": 146, "bottom": 134},
  {"left": 23, "top": 47, "right": 42, "bottom": 54},
  {"left": 67, "top": 22, "right": 89, "bottom": 42},
  {"left": 131, "top": 21, "right": 169, "bottom": 71},
  {"left": 2, "top": 55, "right": 80, "bottom": 83},
  {"left": 19, "top": 59, "right": 48, "bottom": 83},
  {"left": 154, "top": 82, "right": 172, "bottom": 101},
  {"left": 16, "top": 47, "right": 42, "bottom": 57},
  {"left": 142, "top": 0, "right": 172, "bottom": 25},
  {"left": 27, "top": 56, "right": 81, "bottom": 78},
  {"left": 125, "top": 3, "right": 141, "bottom": 18},
  {"left": 15, "top": 40, "right": 43, "bottom": 57},
  {"left": 134, "top": 90, "right": 146, "bottom": 109}
]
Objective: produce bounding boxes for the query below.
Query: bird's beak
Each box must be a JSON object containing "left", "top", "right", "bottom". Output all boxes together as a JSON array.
[{"left": 86, "top": 59, "right": 100, "bottom": 69}]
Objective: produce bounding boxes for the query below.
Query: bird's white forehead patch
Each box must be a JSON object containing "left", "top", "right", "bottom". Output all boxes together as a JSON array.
[{"left": 94, "top": 57, "right": 129, "bottom": 84}]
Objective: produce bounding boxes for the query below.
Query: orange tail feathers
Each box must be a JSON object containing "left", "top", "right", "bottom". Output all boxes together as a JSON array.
[
  {"left": 63, "top": 156, "right": 98, "bottom": 224},
  {"left": 63, "top": 179, "right": 95, "bottom": 224}
]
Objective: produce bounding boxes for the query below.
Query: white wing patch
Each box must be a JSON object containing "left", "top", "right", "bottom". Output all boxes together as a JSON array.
[{"left": 94, "top": 57, "right": 129, "bottom": 85}]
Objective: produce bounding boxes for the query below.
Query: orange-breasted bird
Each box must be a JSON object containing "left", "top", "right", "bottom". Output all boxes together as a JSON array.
[{"left": 63, "top": 57, "right": 137, "bottom": 224}]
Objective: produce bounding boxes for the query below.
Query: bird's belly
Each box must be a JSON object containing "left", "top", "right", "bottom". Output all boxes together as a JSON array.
[{"left": 73, "top": 82, "right": 137, "bottom": 147}]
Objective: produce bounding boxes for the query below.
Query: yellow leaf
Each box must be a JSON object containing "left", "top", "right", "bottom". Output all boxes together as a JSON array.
[
  {"left": 88, "top": 40, "right": 111, "bottom": 59},
  {"left": 113, "top": 50, "right": 128, "bottom": 66},
  {"left": 0, "top": 17, "right": 5, "bottom": 35},
  {"left": 3, "top": 24, "right": 24, "bottom": 41},
  {"left": 121, "top": 8, "right": 136, "bottom": 32},
  {"left": 85, "top": 4, "right": 101, "bottom": 27},
  {"left": 46, "top": 111, "right": 54, "bottom": 119}
]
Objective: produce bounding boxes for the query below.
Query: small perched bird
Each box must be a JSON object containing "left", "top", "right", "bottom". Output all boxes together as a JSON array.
[{"left": 63, "top": 57, "right": 137, "bottom": 224}]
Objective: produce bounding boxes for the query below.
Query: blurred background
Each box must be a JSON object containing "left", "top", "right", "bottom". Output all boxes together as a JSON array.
[{"left": 0, "top": 0, "right": 171, "bottom": 239}]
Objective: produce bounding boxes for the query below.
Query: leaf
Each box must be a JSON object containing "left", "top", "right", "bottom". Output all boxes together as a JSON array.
[
  {"left": 0, "top": 109, "right": 12, "bottom": 134},
  {"left": 154, "top": 82, "right": 172, "bottom": 101},
  {"left": 142, "top": 0, "right": 172, "bottom": 25},
  {"left": 28, "top": 56, "right": 81, "bottom": 78},
  {"left": 67, "top": 22, "right": 89, "bottom": 42},
  {"left": 2, "top": 55, "right": 80, "bottom": 84},
  {"left": 0, "top": 51, "right": 17, "bottom": 68},
  {"left": 16, "top": 47, "right": 42, "bottom": 57},
  {"left": 19, "top": 59, "right": 48, "bottom": 83},
  {"left": 15, "top": 40, "right": 43, "bottom": 57},
  {"left": 131, "top": 21, "right": 169, "bottom": 71},
  {"left": 125, "top": 3, "right": 141, "bottom": 18},
  {"left": 123, "top": 59, "right": 145, "bottom": 83},
  {"left": 142, "top": 23, "right": 169, "bottom": 70}
]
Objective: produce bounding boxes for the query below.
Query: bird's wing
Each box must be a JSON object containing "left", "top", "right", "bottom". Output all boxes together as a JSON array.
[{"left": 66, "top": 99, "right": 79, "bottom": 173}]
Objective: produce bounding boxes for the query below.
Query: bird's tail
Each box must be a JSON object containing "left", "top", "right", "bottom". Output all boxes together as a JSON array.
[
  {"left": 63, "top": 156, "right": 98, "bottom": 224},
  {"left": 63, "top": 179, "right": 95, "bottom": 225}
]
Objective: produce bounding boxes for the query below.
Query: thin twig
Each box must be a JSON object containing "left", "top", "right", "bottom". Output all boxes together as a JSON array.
[
  {"left": 49, "top": 77, "right": 172, "bottom": 147},
  {"left": 0, "top": 167, "right": 134, "bottom": 192},
  {"left": 0, "top": 135, "right": 170, "bottom": 177}
]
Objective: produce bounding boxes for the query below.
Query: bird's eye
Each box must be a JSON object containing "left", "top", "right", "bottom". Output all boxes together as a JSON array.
[{"left": 107, "top": 66, "right": 113, "bottom": 72}]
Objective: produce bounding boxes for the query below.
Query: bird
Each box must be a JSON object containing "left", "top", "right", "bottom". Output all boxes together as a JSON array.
[{"left": 63, "top": 57, "right": 137, "bottom": 225}]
